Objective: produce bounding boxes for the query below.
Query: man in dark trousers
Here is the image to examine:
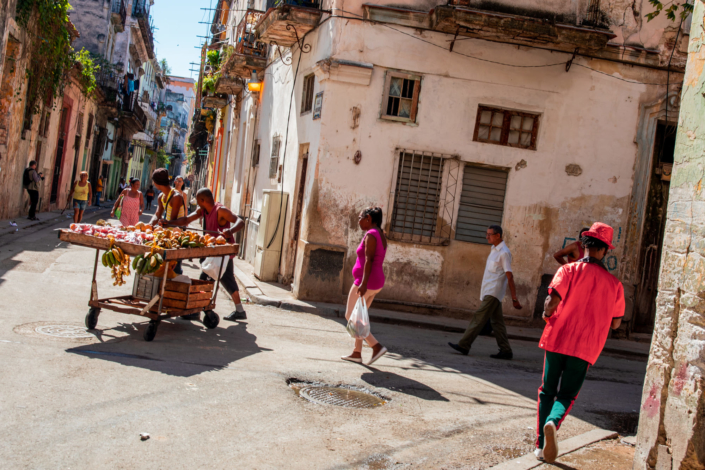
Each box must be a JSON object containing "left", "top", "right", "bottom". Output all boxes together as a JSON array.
[
  {"left": 23, "top": 161, "right": 44, "bottom": 221},
  {"left": 534, "top": 222, "right": 624, "bottom": 463},
  {"left": 448, "top": 225, "right": 522, "bottom": 359}
]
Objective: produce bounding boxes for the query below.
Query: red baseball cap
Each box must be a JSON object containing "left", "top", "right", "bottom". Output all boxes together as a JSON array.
[{"left": 582, "top": 222, "right": 615, "bottom": 250}]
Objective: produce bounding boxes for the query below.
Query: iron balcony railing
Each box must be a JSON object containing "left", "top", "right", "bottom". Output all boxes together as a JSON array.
[
  {"left": 235, "top": 10, "right": 267, "bottom": 56},
  {"left": 266, "top": 0, "right": 321, "bottom": 9}
]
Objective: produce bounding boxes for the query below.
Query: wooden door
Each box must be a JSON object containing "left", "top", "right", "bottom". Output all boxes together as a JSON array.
[{"left": 50, "top": 107, "right": 70, "bottom": 203}]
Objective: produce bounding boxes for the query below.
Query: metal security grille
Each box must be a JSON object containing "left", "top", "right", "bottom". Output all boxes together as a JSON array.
[
  {"left": 390, "top": 150, "right": 445, "bottom": 243},
  {"left": 455, "top": 165, "right": 508, "bottom": 244}
]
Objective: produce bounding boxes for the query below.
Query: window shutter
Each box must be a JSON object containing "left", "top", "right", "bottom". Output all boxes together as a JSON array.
[
  {"left": 455, "top": 165, "right": 508, "bottom": 244},
  {"left": 269, "top": 136, "right": 280, "bottom": 178}
]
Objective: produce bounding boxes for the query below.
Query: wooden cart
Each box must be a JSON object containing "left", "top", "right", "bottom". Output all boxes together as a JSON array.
[{"left": 58, "top": 229, "right": 239, "bottom": 341}]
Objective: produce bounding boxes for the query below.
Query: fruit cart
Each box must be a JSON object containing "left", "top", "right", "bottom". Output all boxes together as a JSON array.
[{"left": 58, "top": 229, "right": 239, "bottom": 341}]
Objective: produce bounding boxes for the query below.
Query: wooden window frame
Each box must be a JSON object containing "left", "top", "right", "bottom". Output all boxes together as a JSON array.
[
  {"left": 301, "top": 74, "right": 315, "bottom": 115},
  {"left": 473, "top": 105, "right": 540, "bottom": 150},
  {"left": 381, "top": 71, "right": 421, "bottom": 124}
]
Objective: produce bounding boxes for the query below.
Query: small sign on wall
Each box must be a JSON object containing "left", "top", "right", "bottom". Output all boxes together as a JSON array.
[{"left": 313, "top": 92, "right": 323, "bottom": 120}]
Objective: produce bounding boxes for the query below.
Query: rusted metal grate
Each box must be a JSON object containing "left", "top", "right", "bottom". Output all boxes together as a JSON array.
[
  {"left": 455, "top": 165, "right": 508, "bottom": 244},
  {"left": 299, "top": 386, "right": 387, "bottom": 408}
]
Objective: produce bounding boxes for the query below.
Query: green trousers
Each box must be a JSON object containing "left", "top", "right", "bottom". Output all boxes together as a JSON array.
[
  {"left": 536, "top": 351, "right": 590, "bottom": 448},
  {"left": 458, "top": 295, "right": 511, "bottom": 353}
]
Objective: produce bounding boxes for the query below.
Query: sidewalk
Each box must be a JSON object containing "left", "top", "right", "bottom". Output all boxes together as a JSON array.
[
  {"left": 231, "top": 258, "right": 651, "bottom": 359},
  {"left": 0, "top": 205, "right": 112, "bottom": 238}
]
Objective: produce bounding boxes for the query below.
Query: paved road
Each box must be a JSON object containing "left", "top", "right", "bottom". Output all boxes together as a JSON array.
[{"left": 0, "top": 213, "right": 646, "bottom": 469}]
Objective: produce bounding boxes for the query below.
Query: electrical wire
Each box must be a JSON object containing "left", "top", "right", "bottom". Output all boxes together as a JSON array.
[{"left": 336, "top": 9, "right": 678, "bottom": 85}]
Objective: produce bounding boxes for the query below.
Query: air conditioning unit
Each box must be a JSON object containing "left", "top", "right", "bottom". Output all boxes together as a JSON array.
[{"left": 254, "top": 189, "right": 289, "bottom": 281}]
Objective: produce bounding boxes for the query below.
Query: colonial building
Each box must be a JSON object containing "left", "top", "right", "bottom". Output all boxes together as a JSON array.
[{"left": 198, "top": 0, "right": 686, "bottom": 334}]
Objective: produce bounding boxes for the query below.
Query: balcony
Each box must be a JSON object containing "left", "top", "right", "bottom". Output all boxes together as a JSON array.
[
  {"left": 111, "top": 0, "right": 126, "bottom": 32},
  {"left": 218, "top": 10, "right": 268, "bottom": 84},
  {"left": 256, "top": 1, "right": 323, "bottom": 47},
  {"left": 120, "top": 92, "right": 148, "bottom": 137},
  {"left": 214, "top": 75, "right": 243, "bottom": 95},
  {"left": 132, "top": 0, "right": 155, "bottom": 60},
  {"left": 362, "top": 2, "right": 615, "bottom": 54},
  {"left": 202, "top": 95, "right": 228, "bottom": 109}
]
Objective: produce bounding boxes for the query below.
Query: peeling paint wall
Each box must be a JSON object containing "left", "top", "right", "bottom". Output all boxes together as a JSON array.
[{"left": 634, "top": 2, "right": 705, "bottom": 468}]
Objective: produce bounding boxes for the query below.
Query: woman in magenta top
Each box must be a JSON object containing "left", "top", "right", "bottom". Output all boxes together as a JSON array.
[{"left": 342, "top": 207, "right": 388, "bottom": 366}]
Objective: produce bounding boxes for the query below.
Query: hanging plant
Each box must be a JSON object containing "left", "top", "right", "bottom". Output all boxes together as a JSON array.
[
  {"left": 202, "top": 75, "right": 216, "bottom": 94},
  {"left": 16, "top": 0, "right": 97, "bottom": 113}
]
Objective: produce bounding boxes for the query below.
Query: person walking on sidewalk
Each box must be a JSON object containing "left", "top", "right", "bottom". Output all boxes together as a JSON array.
[
  {"left": 145, "top": 186, "right": 155, "bottom": 211},
  {"left": 448, "top": 225, "right": 522, "bottom": 359},
  {"left": 68, "top": 171, "right": 92, "bottom": 224},
  {"left": 94, "top": 176, "right": 103, "bottom": 207},
  {"left": 533, "top": 222, "right": 624, "bottom": 463},
  {"left": 341, "top": 207, "right": 388, "bottom": 366},
  {"left": 552, "top": 227, "right": 589, "bottom": 265},
  {"left": 23, "top": 160, "right": 44, "bottom": 221},
  {"left": 167, "top": 188, "right": 246, "bottom": 322},
  {"left": 111, "top": 177, "right": 143, "bottom": 227}
]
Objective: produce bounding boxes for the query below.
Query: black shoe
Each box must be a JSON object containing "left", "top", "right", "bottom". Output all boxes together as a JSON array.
[
  {"left": 490, "top": 350, "right": 513, "bottom": 360},
  {"left": 180, "top": 313, "right": 200, "bottom": 321},
  {"left": 224, "top": 310, "right": 247, "bottom": 322},
  {"left": 448, "top": 342, "right": 469, "bottom": 355}
]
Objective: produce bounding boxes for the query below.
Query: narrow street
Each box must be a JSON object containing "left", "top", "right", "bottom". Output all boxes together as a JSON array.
[{"left": 1, "top": 214, "right": 644, "bottom": 468}]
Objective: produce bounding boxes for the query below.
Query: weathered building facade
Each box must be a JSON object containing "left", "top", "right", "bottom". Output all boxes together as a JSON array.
[
  {"left": 634, "top": 1, "right": 705, "bottom": 467},
  {"left": 200, "top": 0, "right": 687, "bottom": 329},
  {"left": 0, "top": 0, "right": 101, "bottom": 220}
]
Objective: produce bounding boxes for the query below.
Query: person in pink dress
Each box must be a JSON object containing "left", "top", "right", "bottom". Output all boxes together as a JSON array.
[
  {"left": 111, "top": 177, "right": 144, "bottom": 227},
  {"left": 341, "top": 206, "right": 388, "bottom": 366}
]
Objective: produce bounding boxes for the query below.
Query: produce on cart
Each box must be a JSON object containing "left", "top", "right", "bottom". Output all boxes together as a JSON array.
[{"left": 59, "top": 221, "right": 239, "bottom": 341}]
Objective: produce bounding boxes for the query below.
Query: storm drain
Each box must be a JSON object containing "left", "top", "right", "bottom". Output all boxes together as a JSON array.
[
  {"left": 34, "top": 324, "right": 94, "bottom": 339},
  {"left": 288, "top": 379, "right": 388, "bottom": 409}
]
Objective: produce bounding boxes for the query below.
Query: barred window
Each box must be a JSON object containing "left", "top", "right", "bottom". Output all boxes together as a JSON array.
[
  {"left": 389, "top": 149, "right": 457, "bottom": 244},
  {"left": 455, "top": 165, "right": 508, "bottom": 244}
]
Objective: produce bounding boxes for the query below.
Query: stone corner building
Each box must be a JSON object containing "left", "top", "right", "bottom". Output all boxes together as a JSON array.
[{"left": 634, "top": 2, "right": 705, "bottom": 468}]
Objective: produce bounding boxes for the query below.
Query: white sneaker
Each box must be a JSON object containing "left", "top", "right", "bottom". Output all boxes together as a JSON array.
[
  {"left": 534, "top": 448, "right": 544, "bottom": 461},
  {"left": 543, "top": 421, "right": 559, "bottom": 463}
]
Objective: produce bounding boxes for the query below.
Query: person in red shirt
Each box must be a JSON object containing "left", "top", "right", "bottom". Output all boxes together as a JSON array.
[{"left": 534, "top": 222, "right": 625, "bottom": 463}]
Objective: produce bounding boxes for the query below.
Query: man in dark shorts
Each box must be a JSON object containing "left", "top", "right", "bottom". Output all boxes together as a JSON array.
[{"left": 168, "top": 188, "right": 246, "bottom": 322}]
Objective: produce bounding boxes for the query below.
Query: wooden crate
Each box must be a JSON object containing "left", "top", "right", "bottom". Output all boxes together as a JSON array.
[{"left": 159, "top": 279, "right": 214, "bottom": 310}]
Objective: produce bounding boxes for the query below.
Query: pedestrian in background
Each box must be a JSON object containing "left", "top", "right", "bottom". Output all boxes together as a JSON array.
[
  {"left": 112, "top": 177, "right": 143, "bottom": 227},
  {"left": 448, "top": 225, "right": 522, "bottom": 359},
  {"left": 94, "top": 176, "right": 103, "bottom": 207},
  {"left": 69, "top": 171, "right": 92, "bottom": 224},
  {"left": 341, "top": 207, "right": 388, "bottom": 366},
  {"left": 145, "top": 185, "right": 155, "bottom": 210},
  {"left": 117, "top": 177, "right": 128, "bottom": 195},
  {"left": 534, "top": 222, "right": 624, "bottom": 463},
  {"left": 23, "top": 160, "right": 43, "bottom": 221},
  {"left": 553, "top": 227, "right": 590, "bottom": 265}
]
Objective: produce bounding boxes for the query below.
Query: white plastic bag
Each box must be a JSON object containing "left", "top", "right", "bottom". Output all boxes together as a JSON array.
[
  {"left": 202, "top": 257, "right": 227, "bottom": 280},
  {"left": 346, "top": 296, "right": 370, "bottom": 339}
]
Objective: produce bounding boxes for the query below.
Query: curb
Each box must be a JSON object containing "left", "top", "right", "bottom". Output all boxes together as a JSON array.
[
  {"left": 232, "top": 266, "right": 649, "bottom": 359},
  {"left": 489, "top": 428, "right": 618, "bottom": 469}
]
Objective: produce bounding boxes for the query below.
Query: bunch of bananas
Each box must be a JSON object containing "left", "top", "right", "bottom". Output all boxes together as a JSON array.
[
  {"left": 132, "top": 252, "right": 164, "bottom": 275},
  {"left": 144, "top": 228, "right": 209, "bottom": 249},
  {"left": 101, "top": 245, "right": 131, "bottom": 286}
]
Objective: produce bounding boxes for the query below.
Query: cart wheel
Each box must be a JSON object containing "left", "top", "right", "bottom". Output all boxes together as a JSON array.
[
  {"left": 144, "top": 320, "right": 159, "bottom": 342},
  {"left": 85, "top": 308, "right": 101, "bottom": 330},
  {"left": 202, "top": 310, "right": 219, "bottom": 329}
]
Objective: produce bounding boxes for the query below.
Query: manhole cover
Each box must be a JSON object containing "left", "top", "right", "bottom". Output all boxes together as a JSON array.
[
  {"left": 299, "top": 386, "right": 387, "bottom": 409},
  {"left": 13, "top": 322, "right": 130, "bottom": 343},
  {"left": 34, "top": 324, "right": 94, "bottom": 339}
]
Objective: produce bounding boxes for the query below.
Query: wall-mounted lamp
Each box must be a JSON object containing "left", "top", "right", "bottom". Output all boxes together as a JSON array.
[{"left": 247, "top": 70, "right": 262, "bottom": 93}]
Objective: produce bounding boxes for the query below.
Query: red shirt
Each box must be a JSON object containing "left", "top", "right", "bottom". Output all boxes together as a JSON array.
[{"left": 539, "top": 261, "right": 625, "bottom": 365}]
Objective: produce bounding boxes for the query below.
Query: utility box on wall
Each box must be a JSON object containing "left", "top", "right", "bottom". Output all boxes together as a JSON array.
[
  {"left": 292, "top": 240, "right": 347, "bottom": 304},
  {"left": 254, "top": 190, "right": 289, "bottom": 281}
]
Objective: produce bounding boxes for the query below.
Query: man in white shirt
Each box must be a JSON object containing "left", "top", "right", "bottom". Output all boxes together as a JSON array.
[{"left": 449, "top": 225, "right": 522, "bottom": 359}]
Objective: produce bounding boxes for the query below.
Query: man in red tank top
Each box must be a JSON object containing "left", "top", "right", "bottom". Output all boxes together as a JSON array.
[{"left": 167, "top": 188, "right": 246, "bottom": 322}]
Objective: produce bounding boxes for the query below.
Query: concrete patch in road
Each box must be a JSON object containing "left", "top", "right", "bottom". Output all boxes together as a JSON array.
[{"left": 489, "top": 428, "right": 619, "bottom": 469}]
